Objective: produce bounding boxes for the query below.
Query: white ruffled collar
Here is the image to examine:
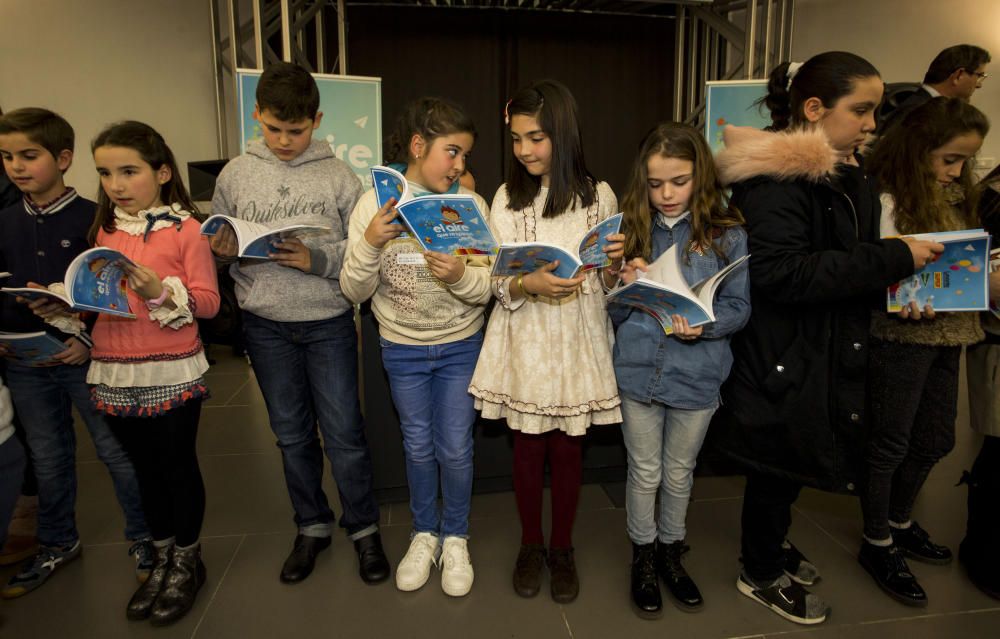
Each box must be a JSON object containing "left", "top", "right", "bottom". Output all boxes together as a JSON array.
[{"left": 114, "top": 203, "right": 191, "bottom": 236}]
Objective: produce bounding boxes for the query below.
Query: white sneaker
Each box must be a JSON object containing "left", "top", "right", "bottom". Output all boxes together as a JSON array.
[
  {"left": 395, "top": 532, "right": 440, "bottom": 591},
  {"left": 440, "top": 537, "right": 474, "bottom": 597}
]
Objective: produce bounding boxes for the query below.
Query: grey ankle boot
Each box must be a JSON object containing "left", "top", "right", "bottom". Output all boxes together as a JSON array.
[
  {"left": 126, "top": 542, "right": 173, "bottom": 621},
  {"left": 149, "top": 543, "right": 206, "bottom": 626}
]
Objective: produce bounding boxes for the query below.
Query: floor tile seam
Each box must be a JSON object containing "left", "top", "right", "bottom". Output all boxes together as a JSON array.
[
  {"left": 758, "top": 607, "right": 1000, "bottom": 638},
  {"left": 790, "top": 504, "right": 856, "bottom": 556},
  {"left": 190, "top": 533, "right": 247, "bottom": 639},
  {"left": 559, "top": 606, "right": 575, "bottom": 639},
  {"left": 221, "top": 378, "right": 252, "bottom": 405}
]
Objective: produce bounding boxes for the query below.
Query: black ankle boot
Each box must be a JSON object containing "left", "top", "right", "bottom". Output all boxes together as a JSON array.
[
  {"left": 959, "top": 467, "right": 1000, "bottom": 599},
  {"left": 149, "top": 543, "right": 207, "bottom": 626},
  {"left": 656, "top": 540, "right": 703, "bottom": 611},
  {"left": 858, "top": 541, "right": 927, "bottom": 607},
  {"left": 630, "top": 542, "right": 662, "bottom": 619},
  {"left": 354, "top": 532, "right": 390, "bottom": 584},
  {"left": 126, "top": 542, "right": 172, "bottom": 621}
]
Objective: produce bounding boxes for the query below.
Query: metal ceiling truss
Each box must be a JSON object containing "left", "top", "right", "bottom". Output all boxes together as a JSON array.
[{"left": 207, "top": 0, "right": 792, "bottom": 155}]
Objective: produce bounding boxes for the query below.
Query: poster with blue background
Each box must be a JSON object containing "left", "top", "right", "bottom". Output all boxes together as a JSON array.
[
  {"left": 237, "top": 69, "right": 382, "bottom": 188},
  {"left": 704, "top": 80, "right": 770, "bottom": 154}
]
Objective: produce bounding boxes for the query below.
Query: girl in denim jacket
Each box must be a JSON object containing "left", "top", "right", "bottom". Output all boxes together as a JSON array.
[{"left": 611, "top": 123, "right": 750, "bottom": 619}]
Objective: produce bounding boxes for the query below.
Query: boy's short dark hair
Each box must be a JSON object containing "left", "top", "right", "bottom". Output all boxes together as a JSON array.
[
  {"left": 0, "top": 108, "right": 75, "bottom": 160},
  {"left": 256, "top": 62, "right": 320, "bottom": 122},
  {"left": 924, "top": 44, "right": 991, "bottom": 84}
]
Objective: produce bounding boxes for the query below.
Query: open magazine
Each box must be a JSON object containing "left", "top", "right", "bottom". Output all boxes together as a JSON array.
[
  {"left": 370, "top": 166, "right": 496, "bottom": 255},
  {"left": 887, "top": 229, "right": 991, "bottom": 312},
  {"left": 607, "top": 244, "right": 749, "bottom": 335},
  {"left": 0, "top": 331, "right": 68, "bottom": 366},
  {"left": 200, "top": 215, "right": 331, "bottom": 259},
  {"left": 1, "top": 247, "right": 136, "bottom": 318},
  {"left": 491, "top": 214, "right": 624, "bottom": 279}
]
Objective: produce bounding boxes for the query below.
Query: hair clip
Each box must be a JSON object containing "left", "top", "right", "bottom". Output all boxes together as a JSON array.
[
  {"left": 503, "top": 99, "right": 513, "bottom": 125},
  {"left": 786, "top": 61, "right": 804, "bottom": 91}
]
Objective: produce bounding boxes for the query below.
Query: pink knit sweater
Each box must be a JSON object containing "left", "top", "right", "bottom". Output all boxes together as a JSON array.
[{"left": 90, "top": 218, "right": 220, "bottom": 363}]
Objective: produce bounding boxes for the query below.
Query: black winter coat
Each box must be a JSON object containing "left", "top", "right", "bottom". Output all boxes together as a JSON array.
[{"left": 713, "top": 126, "right": 914, "bottom": 493}]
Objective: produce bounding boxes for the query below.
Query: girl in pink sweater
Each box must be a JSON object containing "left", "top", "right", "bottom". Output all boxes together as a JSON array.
[{"left": 37, "top": 121, "right": 219, "bottom": 625}]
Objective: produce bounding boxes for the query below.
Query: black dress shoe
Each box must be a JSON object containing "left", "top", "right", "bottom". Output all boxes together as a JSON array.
[
  {"left": 630, "top": 542, "right": 662, "bottom": 619},
  {"left": 893, "top": 521, "right": 952, "bottom": 565},
  {"left": 280, "top": 534, "right": 331, "bottom": 584},
  {"left": 858, "top": 542, "right": 927, "bottom": 607},
  {"left": 656, "top": 540, "right": 703, "bottom": 611},
  {"left": 354, "top": 532, "right": 390, "bottom": 584}
]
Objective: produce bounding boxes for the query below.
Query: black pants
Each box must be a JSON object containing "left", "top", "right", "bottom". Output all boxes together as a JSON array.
[
  {"left": 107, "top": 400, "right": 205, "bottom": 546},
  {"left": 862, "top": 340, "right": 959, "bottom": 541},
  {"left": 741, "top": 472, "right": 802, "bottom": 581}
]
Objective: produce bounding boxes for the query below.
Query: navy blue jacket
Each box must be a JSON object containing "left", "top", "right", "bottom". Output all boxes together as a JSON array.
[{"left": 0, "top": 196, "right": 96, "bottom": 340}]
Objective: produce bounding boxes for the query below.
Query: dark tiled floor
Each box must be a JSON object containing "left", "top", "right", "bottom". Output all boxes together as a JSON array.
[{"left": 1, "top": 350, "right": 997, "bottom": 638}]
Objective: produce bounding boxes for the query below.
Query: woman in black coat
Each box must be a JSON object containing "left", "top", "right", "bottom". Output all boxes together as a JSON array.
[{"left": 713, "top": 51, "right": 940, "bottom": 626}]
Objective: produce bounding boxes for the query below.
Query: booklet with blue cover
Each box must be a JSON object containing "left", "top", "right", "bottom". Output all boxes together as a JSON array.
[
  {"left": 2, "top": 247, "right": 137, "bottom": 318},
  {"left": 0, "top": 331, "right": 68, "bottom": 366},
  {"left": 886, "top": 229, "right": 991, "bottom": 312},
  {"left": 491, "top": 214, "right": 624, "bottom": 279},
  {"left": 200, "top": 215, "right": 330, "bottom": 259},
  {"left": 607, "top": 243, "right": 749, "bottom": 335},
  {"left": 394, "top": 195, "right": 497, "bottom": 256}
]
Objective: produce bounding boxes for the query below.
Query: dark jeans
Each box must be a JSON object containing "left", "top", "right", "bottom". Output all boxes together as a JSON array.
[
  {"left": 0, "top": 435, "right": 26, "bottom": 550},
  {"left": 5, "top": 362, "right": 149, "bottom": 546},
  {"left": 741, "top": 472, "right": 802, "bottom": 581},
  {"left": 107, "top": 400, "right": 205, "bottom": 546},
  {"left": 862, "top": 340, "right": 959, "bottom": 541},
  {"left": 242, "top": 311, "right": 379, "bottom": 538}
]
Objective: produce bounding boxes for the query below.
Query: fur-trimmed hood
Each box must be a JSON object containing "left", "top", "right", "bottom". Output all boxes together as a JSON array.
[{"left": 715, "top": 125, "right": 839, "bottom": 186}]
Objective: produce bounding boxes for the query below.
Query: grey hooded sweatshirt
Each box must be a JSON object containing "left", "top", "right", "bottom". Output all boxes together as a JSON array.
[{"left": 211, "top": 138, "right": 363, "bottom": 322}]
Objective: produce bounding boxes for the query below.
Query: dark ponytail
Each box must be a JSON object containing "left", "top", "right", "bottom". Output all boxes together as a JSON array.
[{"left": 757, "top": 52, "right": 880, "bottom": 131}]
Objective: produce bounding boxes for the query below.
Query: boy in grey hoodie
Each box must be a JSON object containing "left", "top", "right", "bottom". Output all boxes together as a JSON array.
[{"left": 210, "top": 62, "right": 389, "bottom": 586}]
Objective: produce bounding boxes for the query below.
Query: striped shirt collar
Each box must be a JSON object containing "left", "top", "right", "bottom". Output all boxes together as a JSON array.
[{"left": 23, "top": 187, "right": 78, "bottom": 216}]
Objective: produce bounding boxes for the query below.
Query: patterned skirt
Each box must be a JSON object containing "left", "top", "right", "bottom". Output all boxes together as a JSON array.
[{"left": 92, "top": 377, "right": 210, "bottom": 418}]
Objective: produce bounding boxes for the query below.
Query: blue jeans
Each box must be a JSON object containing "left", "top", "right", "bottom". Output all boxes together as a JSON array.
[
  {"left": 621, "top": 395, "right": 717, "bottom": 544},
  {"left": 242, "top": 311, "right": 379, "bottom": 538},
  {"left": 4, "top": 362, "right": 149, "bottom": 546},
  {"left": 380, "top": 332, "right": 482, "bottom": 538},
  {"left": 0, "top": 435, "right": 26, "bottom": 550}
]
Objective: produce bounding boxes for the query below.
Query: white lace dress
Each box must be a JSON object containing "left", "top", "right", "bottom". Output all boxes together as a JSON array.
[{"left": 469, "top": 182, "right": 622, "bottom": 435}]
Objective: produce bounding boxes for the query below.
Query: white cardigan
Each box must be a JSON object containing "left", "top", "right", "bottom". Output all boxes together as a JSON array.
[{"left": 0, "top": 378, "right": 13, "bottom": 448}]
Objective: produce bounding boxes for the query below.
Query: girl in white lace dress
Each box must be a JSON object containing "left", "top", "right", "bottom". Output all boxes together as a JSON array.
[{"left": 468, "top": 80, "right": 623, "bottom": 604}]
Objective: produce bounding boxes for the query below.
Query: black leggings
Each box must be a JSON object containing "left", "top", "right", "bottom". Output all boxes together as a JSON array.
[{"left": 107, "top": 400, "right": 205, "bottom": 546}]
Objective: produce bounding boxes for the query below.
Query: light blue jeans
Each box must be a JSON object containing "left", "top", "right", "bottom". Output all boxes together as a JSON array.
[
  {"left": 621, "top": 395, "right": 717, "bottom": 545},
  {"left": 380, "top": 332, "right": 483, "bottom": 538}
]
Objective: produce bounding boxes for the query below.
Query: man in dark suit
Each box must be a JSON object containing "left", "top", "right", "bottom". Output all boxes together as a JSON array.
[{"left": 880, "top": 44, "right": 991, "bottom": 132}]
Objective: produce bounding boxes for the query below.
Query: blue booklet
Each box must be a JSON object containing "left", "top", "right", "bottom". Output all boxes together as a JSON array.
[
  {"left": 371, "top": 165, "right": 412, "bottom": 238},
  {"left": 0, "top": 331, "right": 69, "bottom": 366},
  {"left": 887, "top": 229, "right": 991, "bottom": 312},
  {"left": 2, "top": 247, "right": 136, "bottom": 318},
  {"left": 394, "top": 195, "right": 498, "bottom": 256},
  {"left": 201, "top": 215, "right": 330, "bottom": 259},
  {"left": 607, "top": 244, "right": 749, "bottom": 335},
  {"left": 491, "top": 214, "right": 624, "bottom": 279}
]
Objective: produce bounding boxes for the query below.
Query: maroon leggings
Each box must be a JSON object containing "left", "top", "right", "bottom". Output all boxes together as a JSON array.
[{"left": 513, "top": 430, "right": 582, "bottom": 549}]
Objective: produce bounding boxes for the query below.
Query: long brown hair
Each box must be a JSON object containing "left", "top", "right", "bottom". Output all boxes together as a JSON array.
[
  {"left": 88, "top": 121, "right": 197, "bottom": 245},
  {"left": 869, "top": 97, "right": 989, "bottom": 234},
  {"left": 621, "top": 122, "right": 743, "bottom": 261}
]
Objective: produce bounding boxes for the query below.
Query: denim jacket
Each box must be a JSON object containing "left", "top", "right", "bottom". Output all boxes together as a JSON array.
[{"left": 610, "top": 215, "right": 751, "bottom": 409}]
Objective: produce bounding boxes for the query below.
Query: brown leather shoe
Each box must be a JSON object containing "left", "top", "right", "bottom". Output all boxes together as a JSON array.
[
  {"left": 512, "top": 544, "right": 546, "bottom": 598},
  {"left": 547, "top": 547, "right": 579, "bottom": 603}
]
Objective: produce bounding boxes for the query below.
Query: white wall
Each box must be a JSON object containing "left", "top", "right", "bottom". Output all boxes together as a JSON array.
[
  {"left": 0, "top": 0, "right": 220, "bottom": 200},
  {"left": 793, "top": 0, "right": 1000, "bottom": 171}
]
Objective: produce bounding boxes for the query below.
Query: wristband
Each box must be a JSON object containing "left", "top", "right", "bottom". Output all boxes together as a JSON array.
[
  {"left": 145, "top": 286, "right": 170, "bottom": 310},
  {"left": 516, "top": 273, "right": 536, "bottom": 300}
]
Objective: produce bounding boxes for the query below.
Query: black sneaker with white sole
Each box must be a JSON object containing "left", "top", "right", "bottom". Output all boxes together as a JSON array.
[
  {"left": 737, "top": 572, "right": 829, "bottom": 625},
  {"left": 782, "top": 539, "right": 820, "bottom": 586}
]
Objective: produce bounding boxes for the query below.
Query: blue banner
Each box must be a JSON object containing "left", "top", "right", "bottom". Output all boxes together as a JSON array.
[{"left": 704, "top": 80, "right": 770, "bottom": 154}]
